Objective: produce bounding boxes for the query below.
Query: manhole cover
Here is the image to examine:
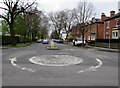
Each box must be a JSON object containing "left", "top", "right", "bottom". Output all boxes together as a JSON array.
[{"left": 29, "top": 55, "right": 83, "bottom": 66}]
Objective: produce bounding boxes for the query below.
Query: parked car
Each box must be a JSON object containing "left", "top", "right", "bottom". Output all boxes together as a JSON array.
[
  {"left": 37, "top": 39, "right": 43, "bottom": 43},
  {"left": 42, "top": 39, "right": 49, "bottom": 44},
  {"left": 52, "top": 39, "right": 56, "bottom": 42},
  {"left": 73, "top": 38, "right": 86, "bottom": 46},
  {"left": 56, "top": 39, "right": 64, "bottom": 43}
]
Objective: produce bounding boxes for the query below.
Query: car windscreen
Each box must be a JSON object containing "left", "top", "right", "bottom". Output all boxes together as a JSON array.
[
  {"left": 43, "top": 40, "right": 48, "bottom": 41},
  {"left": 77, "top": 39, "right": 82, "bottom": 41}
]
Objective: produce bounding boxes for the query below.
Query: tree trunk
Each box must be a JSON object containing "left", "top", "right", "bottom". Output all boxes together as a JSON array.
[
  {"left": 65, "top": 31, "right": 69, "bottom": 43},
  {"left": 9, "top": 23, "right": 17, "bottom": 46},
  {"left": 23, "top": 34, "right": 26, "bottom": 44},
  {"left": 32, "top": 33, "right": 36, "bottom": 41},
  {"left": 82, "top": 33, "right": 85, "bottom": 46}
]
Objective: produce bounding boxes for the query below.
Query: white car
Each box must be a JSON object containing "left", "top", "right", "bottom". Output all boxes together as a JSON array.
[
  {"left": 42, "top": 39, "right": 49, "bottom": 44},
  {"left": 73, "top": 38, "right": 86, "bottom": 46}
]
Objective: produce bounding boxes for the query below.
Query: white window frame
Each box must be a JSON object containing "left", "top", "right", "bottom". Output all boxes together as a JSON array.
[{"left": 115, "top": 19, "right": 120, "bottom": 26}]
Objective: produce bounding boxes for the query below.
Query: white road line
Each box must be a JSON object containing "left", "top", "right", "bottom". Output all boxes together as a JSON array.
[
  {"left": 78, "top": 58, "right": 102, "bottom": 73},
  {"left": 9, "top": 57, "right": 36, "bottom": 72},
  {"left": 94, "top": 59, "right": 103, "bottom": 69}
]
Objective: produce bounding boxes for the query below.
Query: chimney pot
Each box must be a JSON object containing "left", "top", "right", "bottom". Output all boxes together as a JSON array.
[
  {"left": 101, "top": 13, "right": 106, "bottom": 21},
  {"left": 110, "top": 11, "right": 115, "bottom": 17}
]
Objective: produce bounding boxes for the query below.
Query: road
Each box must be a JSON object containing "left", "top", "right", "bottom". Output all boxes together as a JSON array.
[{"left": 2, "top": 42, "right": 118, "bottom": 86}]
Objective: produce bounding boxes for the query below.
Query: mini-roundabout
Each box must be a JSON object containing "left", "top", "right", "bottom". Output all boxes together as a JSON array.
[{"left": 9, "top": 54, "right": 102, "bottom": 73}]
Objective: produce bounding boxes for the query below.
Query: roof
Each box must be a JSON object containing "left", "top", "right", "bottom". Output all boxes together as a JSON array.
[
  {"left": 90, "top": 18, "right": 104, "bottom": 24},
  {"left": 104, "top": 12, "right": 120, "bottom": 21}
]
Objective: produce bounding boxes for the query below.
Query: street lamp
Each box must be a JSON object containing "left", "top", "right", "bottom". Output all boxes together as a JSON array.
[{"left": 107, "top": 27, "right": 111, "bottom": 51}]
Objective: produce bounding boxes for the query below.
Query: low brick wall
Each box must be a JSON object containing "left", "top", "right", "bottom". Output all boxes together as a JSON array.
[{"left": 95, "top": 42, "right": 119, "bottom": 49}]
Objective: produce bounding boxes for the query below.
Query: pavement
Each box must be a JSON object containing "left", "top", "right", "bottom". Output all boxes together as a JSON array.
[{"left": 67, "top": 42, "right": 119, "bottom": 53}]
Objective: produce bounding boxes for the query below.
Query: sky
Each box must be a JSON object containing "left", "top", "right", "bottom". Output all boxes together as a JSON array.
[
  {"left": 37, "top": 0, "right": 120, "bottom": 18},
  {"left": 0, "top": 0, "right": 119, "bottom": 35},
  {"left": 0, "top": 0, "right": 120, "bottom": 18}
]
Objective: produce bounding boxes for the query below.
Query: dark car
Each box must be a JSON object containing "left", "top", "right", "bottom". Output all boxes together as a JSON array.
[
  {"left": 42, "top": 39, "right": 49, "bottom": 44},
  {"left": 37, "top": 39, "right": 43, "bottom": 43},
  {"left": 56, "top": 39, "right": 64, "bottom": 43},
  {"left": 52, "top": 39, "right": 56, "bottom": 42}
]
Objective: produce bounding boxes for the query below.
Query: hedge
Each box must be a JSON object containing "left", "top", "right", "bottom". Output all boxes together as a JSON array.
[
  {"left": 88, "top": 40, "right": 96, "bottom": 44},
  {"left": 2, "top": 36, "right": 19, "bottom": 45},
  {"left": 96, "top": 39, "right": 120, "bottom": 43},
  {"left": 1, "top": 36, "right": 32, "bottom": 45}
]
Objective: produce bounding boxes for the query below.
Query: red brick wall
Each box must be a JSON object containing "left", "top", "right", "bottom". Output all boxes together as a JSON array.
[
  {"left": 96, "top": 23, "right": 104, "bottom": 39},
  {"left": 85, "top": 22, "right": 104, "bottom": 41}
]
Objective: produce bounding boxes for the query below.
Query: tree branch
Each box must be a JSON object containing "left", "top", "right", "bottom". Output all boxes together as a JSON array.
[
  {"left": 0, "top": 7, "right": 8, "bottom": 11},
  {"left": 0, "top": 14, "right": 10, "bottom": 25}
]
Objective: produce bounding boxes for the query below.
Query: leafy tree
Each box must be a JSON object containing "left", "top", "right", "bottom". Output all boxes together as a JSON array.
[
  {"left": 14, "top": 14, "right": 28, "bottom": 43},
  {"left": 25, "top": 8, "right": 48, "bottom": 40},
  {"left": 0, "top": 0, "right": 35, "bottom": 46},
  {"left": 0, "top": 20, "right": 9, "bottom": 35}
]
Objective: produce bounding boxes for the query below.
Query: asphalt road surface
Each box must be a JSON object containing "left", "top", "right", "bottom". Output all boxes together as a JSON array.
[{"left": 2, "top": 42, "right": 118, "bottom": 86}]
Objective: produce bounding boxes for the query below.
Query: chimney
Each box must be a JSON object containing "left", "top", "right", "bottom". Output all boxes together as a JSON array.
[
  {"left": 110, "top": 11, "right": 115, "bottom": 17},
  {"left": 101, "top": 13, "right": 106, "bottom": 21}
]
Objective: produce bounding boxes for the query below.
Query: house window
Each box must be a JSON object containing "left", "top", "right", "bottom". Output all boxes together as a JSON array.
[
  {"left": 116, "top": 32, "right": 118, "bottom": 37},
  {"left": 113, "top": 32, "right": 115, "bottom": 37},
  {"left": 116, "top": 19, "right": 120, "bottom": 26},
  {"left": 112, "top": 31, "right": 119, "bottom": 39}
]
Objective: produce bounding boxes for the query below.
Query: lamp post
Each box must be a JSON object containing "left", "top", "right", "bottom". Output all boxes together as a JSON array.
[
  {"left": 108, "top": 28, "right": 111, "bottom": 51},
  {"left": 107, "top": 21, "right": 110, "bottom": 51}
]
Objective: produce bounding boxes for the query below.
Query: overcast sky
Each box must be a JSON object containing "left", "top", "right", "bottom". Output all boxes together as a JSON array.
[
  {"left": 37, "top": 0, "right": 120, "bottom": 18},
  {"left": 0, "top": 0, "right": 120, "bottom": 18},
  {"left": 0, "top": 0, "right": 119, "bottom": 35}
]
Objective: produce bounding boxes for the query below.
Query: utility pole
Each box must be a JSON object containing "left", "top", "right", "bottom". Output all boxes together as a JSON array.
[{"left": 108, "top": 28, "right": 111, "bottom": 51}]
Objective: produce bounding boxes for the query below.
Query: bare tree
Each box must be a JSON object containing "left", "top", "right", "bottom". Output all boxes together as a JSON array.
[
  {"left": 0, "top": 0, "right": 35, "bottom": 46},
  {"left": 61, "top": 9, "right": 76, "bottom": 41},
  {"left": 49, "top": 9, "right": 77, "bottom": 40},
  {"left": 74, "top": 1, "right": 94, "bottom": 45},
  {"left": 49, "top": 11, "right": 65, "bottom": 38}
]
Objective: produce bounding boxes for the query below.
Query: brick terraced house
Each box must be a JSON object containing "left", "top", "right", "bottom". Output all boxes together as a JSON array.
[
  {"left": 71, "top": 11, "right": 120, "bottom": 41},
  {"left": 104, "top": 11, "right": 120, "bottom": 39}
]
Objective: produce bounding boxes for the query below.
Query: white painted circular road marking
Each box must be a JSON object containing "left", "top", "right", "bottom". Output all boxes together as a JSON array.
[{"left": 29, "top": 55, "right": 83, "bottom": 66}]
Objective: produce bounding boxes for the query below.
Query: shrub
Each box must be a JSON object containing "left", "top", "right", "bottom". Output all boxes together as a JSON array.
[{"left": 19, "top": 37, "right": 32, "bottom": 43}]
